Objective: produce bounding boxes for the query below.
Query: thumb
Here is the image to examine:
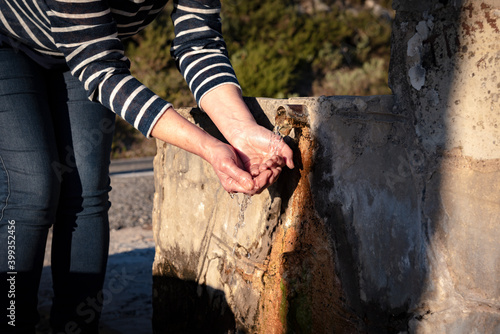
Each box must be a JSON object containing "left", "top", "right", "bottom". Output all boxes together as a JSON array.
[
  {"left": 281, "top": 144, "right": 295, "bottom": 169},
  {"left": 224, "top": 159, "right": 255, "bottom": 191}
]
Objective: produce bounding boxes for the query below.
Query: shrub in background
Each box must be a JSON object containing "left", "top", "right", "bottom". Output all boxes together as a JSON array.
[{"left": 113, "top": 0, "right": 393, "bottom": 157}]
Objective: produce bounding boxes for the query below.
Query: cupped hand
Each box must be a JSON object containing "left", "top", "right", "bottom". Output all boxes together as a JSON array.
[
  {"left": 206, "top": 141, "right": 261, "bottom": 194},
  {"left": 198, "top": 84, "right": 294, "bottom": 193},
  {"left": 228, "top": 124, "right": 295, "bottom": 193}
]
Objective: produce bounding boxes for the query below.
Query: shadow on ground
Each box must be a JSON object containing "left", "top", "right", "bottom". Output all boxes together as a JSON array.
[{"left": 37, "top": 246, "right": 155, "bottom": 334}]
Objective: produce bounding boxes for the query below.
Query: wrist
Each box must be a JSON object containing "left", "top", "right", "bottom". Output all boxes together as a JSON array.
[
  {"left": 223, "top": 121, "right": 262, "bottom": 151},
  {"left": 151, "top": 106, "right": 218, "bottom": 161},
  {"left": 200, "top": 84, "right": 258, "bottom": 142},
  {"left": 198, "top": 135, "right": 223, "bottom": 165}
]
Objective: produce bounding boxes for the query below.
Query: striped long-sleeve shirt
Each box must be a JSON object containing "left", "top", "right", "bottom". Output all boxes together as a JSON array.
[{"left": 0, "top": 0, "right": 240, "bottom": 137}]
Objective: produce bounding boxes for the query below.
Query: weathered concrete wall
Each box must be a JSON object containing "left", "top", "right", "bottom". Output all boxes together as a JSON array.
[
  {"left": 152, "top": 1, "right": 499, "bottom": 332},
  {"left": 152, "top": 96, "right": 405, "bottom": 333},
  {"left": 389, "top": 0, "right": 500, "bottom": 332}
]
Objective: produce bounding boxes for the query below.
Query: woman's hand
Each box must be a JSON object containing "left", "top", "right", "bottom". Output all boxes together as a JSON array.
[
  {"left": 204, "top": 130, "right": 292, "bottom": 195},
  {"left": 151, "top": 106, "right": 274, "bottom": 195},
  {"left": 151, "top": 86, "right": 296, "bottom": 195},
  {"left": 200, "top": 84, "right": 295, "bottom": 193},
  {"left": 229, "top": 124, "right": 294, "bottom": 192},
  {"left": 204, "top": 141, "right": 257, "bottom": 194}
]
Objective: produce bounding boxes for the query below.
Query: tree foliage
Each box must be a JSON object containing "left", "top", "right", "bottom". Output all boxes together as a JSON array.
[
  {"left": 222, "top": 0, "right": 392, "bottom": 97},
  {"left": 124, "top": 0, "right": 393, "bottom": 105},
  {"left": 115, "top": 0, "right": 393, "bottom": 156}
]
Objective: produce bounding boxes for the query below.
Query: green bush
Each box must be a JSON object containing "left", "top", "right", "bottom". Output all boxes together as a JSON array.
[
  {"left": 114, "top": 0, "right": 393, "bottom": 157},
  {"left": 124, "top": 0, "right": 393, "bottom": 103},
  {"left": 221, "top": 0, "right": 392, "bottom": 98}
]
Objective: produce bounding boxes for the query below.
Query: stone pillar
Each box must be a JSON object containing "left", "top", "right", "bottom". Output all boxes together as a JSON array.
[
  {"left": 151, "top": 1, "right": 500, "bottom": 332},
  {"left": 389, "top": 0, "right": 500, "bottom": 332}
]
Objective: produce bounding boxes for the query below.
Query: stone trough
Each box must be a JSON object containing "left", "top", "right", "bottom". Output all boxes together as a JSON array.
[{"left": 151, "top": 1, "right": 500, "bottom": 333}]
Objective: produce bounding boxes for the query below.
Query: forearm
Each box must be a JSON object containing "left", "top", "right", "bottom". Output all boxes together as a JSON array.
[
  {"left": 199, "top": 84, "right": 259, "bottom": 144},
  {"left": 150, "top": 107, "right": 217, "bottom": 162}
]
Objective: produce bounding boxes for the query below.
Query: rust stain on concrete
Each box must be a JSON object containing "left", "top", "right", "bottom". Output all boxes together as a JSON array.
[{"left": 258, "top": 116, "right": 358, "bottom": 333}]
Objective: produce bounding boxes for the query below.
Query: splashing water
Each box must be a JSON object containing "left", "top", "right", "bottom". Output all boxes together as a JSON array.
[
  {"left": 230, "top": 127, "right": 282, "bottom": 257},
  {"left": 231, "top": 193, "right": 251, "bottom": 256},
  {"left": 269, "top": 126, "right": 283, "bottom": 157},
  {"left": 273, "top": 124, "right": 282, "bottom": 136}
]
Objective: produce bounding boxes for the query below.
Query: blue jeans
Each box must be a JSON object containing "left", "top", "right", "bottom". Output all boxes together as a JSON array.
[{"left": 0, "top": 46, "right": 115, "bottom": 333}]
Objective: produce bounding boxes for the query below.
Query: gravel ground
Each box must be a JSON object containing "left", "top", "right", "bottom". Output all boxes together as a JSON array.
[
  {"left": 37, "top": 168, "right": 156, "bottom": 334},
  {"left": 108, "top": 173, "right": 155, "bottom": 230}
]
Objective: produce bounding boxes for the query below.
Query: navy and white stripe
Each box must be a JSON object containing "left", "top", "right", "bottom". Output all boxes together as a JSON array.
[
  {"left": 0, "top": 0, "right": 241, "bottom": 137},
  {"left": 171, "top": 1, "right": 239, "bottom": 104}
]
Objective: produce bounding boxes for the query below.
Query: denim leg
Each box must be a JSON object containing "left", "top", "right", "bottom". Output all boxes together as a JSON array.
[
  {"left": 0, "top": 46, "right": 115, "bottom": 333},
  {"left": 0, "top": 48, "right": 60, "bottom": 333},
  {"left": 47, "top": 71, "right": 115, "bottom": 334}
]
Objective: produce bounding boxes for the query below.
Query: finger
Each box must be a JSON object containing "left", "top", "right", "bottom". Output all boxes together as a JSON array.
[
  {"left": 249, "top": 163, "right": 260, "bottom": 176},
  {"left": 224, "top": 178, "right": 254, "bottom": 194},
  {"left": 252, "top": 166, "right": 282, "bottom": 195},
  {"left": 259, "top": 162, "right": 271, "bottom": 172},
  {"left": 280, "top": 144, "right": 295, "bottom": 169},
  {"left": 272, "top": 155, "right": 285, "bottom": 167},
  {"left": 221, "top": 159, "right": 255, "bottom": 191},
  {"left": 268, "top": 166, "right": 282, "bottom": 185},
  {"left": 268, "top": 155, "right": 284, "bottom": 169},
  {"left": 252, "top": 169, "right": 272, "bottom": 191},
  {"left": 259, "top": 155, "right": 283, "bottom": 172}
]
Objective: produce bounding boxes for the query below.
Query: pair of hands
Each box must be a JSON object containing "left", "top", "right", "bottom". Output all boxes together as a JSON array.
[
  {"left": 150, "top": 105, "right": 294, "bottom": 196},
  {"left": 197, "top": 84, "right": 295, "bottom": 196},
  {"left": 208, "top": 124, "right": 294, "bottom": 195},
  {"left": 151, "top": 85, "right": 294, "bottom": 195}
]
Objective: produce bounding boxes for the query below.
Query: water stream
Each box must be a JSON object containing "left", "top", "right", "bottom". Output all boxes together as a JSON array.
[
  {"left": 231, "top": 193, "right": 251, "bottom": 256},
  {"left": 230, "top": 128, "right": 283, "bottom": 257}
]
